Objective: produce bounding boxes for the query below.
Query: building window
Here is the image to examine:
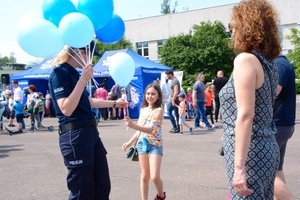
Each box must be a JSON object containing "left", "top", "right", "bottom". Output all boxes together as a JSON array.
[
  {"left": 157, "top": 40, "right": 166, "bottom": 60},
  {"left": 136, "top": 42, "right": 149, "bottom": 59}
]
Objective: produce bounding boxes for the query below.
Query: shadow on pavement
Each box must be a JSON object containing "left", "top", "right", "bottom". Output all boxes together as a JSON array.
[{"left": 0, "top": 144, "right": 24, "bottom": 159}]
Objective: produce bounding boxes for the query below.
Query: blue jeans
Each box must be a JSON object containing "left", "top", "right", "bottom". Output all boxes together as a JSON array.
[
  {"left": 195, "top": 101, "right": 211, "bottom": 127},
  {"left": 136, "top": 139, "right": 163, "bottom": 156},
  {"left": 167, "top": 102, "right": 179, "bottom": 129}
]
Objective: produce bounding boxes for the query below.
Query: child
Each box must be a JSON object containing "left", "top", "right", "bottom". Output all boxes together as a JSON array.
[
  {"left": 177, "top": 93, "right": 193, "bottom": 135},
  {"left": 12, "top": 97, "right": 25, "bottom": 134},
  {"left": 37, "top": 92, "right": 45, "bottom": 127},
  {"left": 7, "top": 92, "right": 15, "bottom": 127},
  {"left": 122, "top": 83, "right": 166, "bottom": 200},
  {"left": 186, "top": 87, "right": 194, "bottom": 120},
  {"left": 204, "top": 83, "right": 216, "bottom": 128}
]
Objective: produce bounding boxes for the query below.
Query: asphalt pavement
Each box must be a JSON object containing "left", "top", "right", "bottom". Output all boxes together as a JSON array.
[{"left": 0, "top": 99, "right": 299, "bottom": 200}]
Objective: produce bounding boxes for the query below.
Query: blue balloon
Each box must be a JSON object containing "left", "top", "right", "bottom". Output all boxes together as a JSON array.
[
  {"left": 78, "top": 0, "right": 114, "bottom": 31},
  {"left": 96, "top": 14, "right": 125, "bottom": 44},
  {"left": 42, "top": 0, "right": 77, "bottom": 26},
  {"left": 17, "top": 18, "right": 64, "bottom": 58},
  {"left": 109, "top": 52, "right": 135, "bottom": 87},
  {"left": 59, "top": 12, "right": 95, "bottom": 48}
]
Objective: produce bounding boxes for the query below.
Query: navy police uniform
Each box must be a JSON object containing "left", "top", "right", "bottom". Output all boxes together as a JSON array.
[{"left": 49, "top": 63, "right": 111, "bottom": 200}]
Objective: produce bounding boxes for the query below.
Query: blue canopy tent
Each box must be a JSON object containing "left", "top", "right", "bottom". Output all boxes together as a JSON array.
[
  {"left": 93, "top": 49, "right": 172, "bottom": 118},
  {"left": 10, "top": 59, "right": 54, "bottom": 103}
]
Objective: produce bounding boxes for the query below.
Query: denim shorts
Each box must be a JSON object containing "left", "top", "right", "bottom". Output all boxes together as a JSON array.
[{"left": 136, "top": 140, "right": 163, "bottom": 156}]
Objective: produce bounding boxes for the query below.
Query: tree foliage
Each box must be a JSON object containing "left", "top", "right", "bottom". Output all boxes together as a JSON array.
[
  {"left": 161, "top": 0, "right": 178, "bottom": 14},
  {"left": 286, "top": 28, "right": 300, "bottom": 78},
  {"left": 159, "top": 21, "right": 235, "bottom": 85},
  {"left": 93, "top": 38, "right": 133, "bottom": 62},
  {"left": 0, "top": 54, "right": 16, "bottom": 66}
]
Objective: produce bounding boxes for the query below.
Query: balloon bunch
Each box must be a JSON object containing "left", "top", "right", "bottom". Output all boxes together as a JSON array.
[{"left": 17, "top": 0, "right": 126, "bottom": 59}]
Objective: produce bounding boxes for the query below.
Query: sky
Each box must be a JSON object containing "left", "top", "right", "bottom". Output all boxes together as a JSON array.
[{"left": 0, "top": 0, "right": 239, "bottom": 64}]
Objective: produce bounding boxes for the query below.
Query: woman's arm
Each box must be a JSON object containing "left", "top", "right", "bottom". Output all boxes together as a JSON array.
[
  {"left": 89, "top": 97, "right": 127, "bottom": 108},
  {"left": 233, "top": 53, "right": 262, "bottom": 195}
]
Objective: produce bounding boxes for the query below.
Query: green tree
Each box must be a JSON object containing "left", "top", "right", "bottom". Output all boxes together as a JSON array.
[
  {"left": 0, "top": 56, "right": 10, "bottom": 66},
  {"left": 161, "top": 0, "right": 178, "bottom": 14},
  {"left": 159, "top": 21, "right": 235, "bottom": 85},
  {"left": 286, "top": 28, "right": 300, "bottom": 78},
  {"left": 93, "top": 38, "right": 133, "bottom": 62}
]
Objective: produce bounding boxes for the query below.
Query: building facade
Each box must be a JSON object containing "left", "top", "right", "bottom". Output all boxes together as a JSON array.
[{"left": 124, "top": 0, "right": 300, "bottom": 62}]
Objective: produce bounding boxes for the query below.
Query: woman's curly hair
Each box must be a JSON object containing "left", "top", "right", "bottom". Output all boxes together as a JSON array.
[{"left": 231, "top": 0, "right": 281, "bottom": 60}]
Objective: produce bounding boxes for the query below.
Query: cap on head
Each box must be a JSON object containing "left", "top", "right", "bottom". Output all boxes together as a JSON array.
[
  {"left": 76, "top": 41, "right": 102, "bottom": 57},
  {"left": 178, "top": 92, "right": 186, "bottom": 98}
]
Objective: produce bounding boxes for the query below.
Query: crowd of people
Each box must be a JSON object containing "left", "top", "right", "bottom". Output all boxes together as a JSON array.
[
  {"left": 162, "top": 69, "right": 229, "bottom": 135},
  {"left": 0, "top": 80, "right": 55, "bottom": 135}
]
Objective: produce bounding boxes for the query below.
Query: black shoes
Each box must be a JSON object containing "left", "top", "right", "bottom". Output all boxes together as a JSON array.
[{"left": 169, "top": 128, "right": 180, "bottom": 133}]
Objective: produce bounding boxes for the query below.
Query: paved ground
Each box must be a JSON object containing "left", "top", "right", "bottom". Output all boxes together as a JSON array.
[{"left": 1, "top": 98, "right": 300, "bottom": 200}]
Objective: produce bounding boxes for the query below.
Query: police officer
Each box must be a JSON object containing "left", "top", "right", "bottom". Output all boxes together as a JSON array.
[{"left": 49, "top": 43, "right": 127, "bottom": 200}]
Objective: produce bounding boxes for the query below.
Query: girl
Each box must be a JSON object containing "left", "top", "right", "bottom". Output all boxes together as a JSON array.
[
  {"left": 186, "top": 87, "right": 194, "bottom": 120},
  {"left": 177, "top": 92, "right": 193, "bottom": 135},
  {"left": 122, "top": 83, "right": 166, "bottom": 200}
]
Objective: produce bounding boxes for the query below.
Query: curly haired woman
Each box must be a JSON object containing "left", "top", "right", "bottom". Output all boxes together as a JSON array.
[{"left": 219, "top": 0, "right": 282, "bottom": 199}]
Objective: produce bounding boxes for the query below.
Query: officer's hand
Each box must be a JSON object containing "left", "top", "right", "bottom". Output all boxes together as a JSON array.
[
  {"left": 116, "top": 98, "right": 128, "bottom": 108},
  {"left": 81, "top": 64, "right": 94, "bottom": 82}
]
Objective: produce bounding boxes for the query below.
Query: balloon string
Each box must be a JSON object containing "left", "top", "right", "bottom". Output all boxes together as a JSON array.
[
  {"left": 68, "top": 48, "right": 87, "bottom": 67},
  {"left": 88, "top": 43, "right": 92, "bottom": 94},
  {"left": 124, "top": 105, "right": 129, "bottom": 131},
  {"left": 67, "top": 48, "right": 96, "bottom": 95},
  {"left": 67, "top": 50, "right": 85, "bottom": 68}
]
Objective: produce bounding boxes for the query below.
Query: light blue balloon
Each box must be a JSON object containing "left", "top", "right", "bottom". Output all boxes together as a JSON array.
[
  {"left": 109, "top": 52, "right": 135, "bottom": 87},
  {"left": 59, "top": 12, "right": 95, "bottom": 48},
  {"left": 78, "top": 0, "right": 114, "bottom": 31},
  {"left": 17, "top": 18, "right": 64, "bottom": 58},
  {"left": 42, "top": 0, "right": 77, "bottom": 27},
  {"left": 96, "top": 14, "right": 125, "bottom": 44}
]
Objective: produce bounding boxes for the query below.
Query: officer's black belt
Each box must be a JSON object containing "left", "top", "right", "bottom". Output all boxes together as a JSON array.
[{"left": 59, "top": 119, "right": 97, "bottom": 135}]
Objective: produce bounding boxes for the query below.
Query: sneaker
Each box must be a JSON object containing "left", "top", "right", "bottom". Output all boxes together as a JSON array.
[
  {"left": 154, "top": 192, "right": 166, "bottom": 200},
  {"left": 212, "top": 124, "right": 217, "bottom": 128},
  {"left": 169, "top": 128, "right": 177, "bottom": 133},
  {"left": 189, "top": 127, "right": 193, "bottom": 134},
  {"left": 177, "top": 132, "right": 183, "bottom": 135},
  {"left": 200, "top": 122, "right": 206, "bottom": 128},
  {"left": 206, "top": 125, "right": 214, "bottom": 130}
]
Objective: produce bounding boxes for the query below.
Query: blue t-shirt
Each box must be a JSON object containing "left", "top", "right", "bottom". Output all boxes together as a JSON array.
[
  {"left": 273, "top": 56, "right": 296, "bottom": 126},
  {"left": 48, "top": 63, "right": 95, "bottom": 125},
  {"left": 193, "top": 82, "right": 205, "bottom": 102},
  {"left": 13, "top": 102, "right": 24, "bottom": 115}
]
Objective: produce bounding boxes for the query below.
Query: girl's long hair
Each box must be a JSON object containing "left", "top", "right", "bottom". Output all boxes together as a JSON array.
[{"left": 140, "top": 83, "right": 163, "bottom": 109}]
